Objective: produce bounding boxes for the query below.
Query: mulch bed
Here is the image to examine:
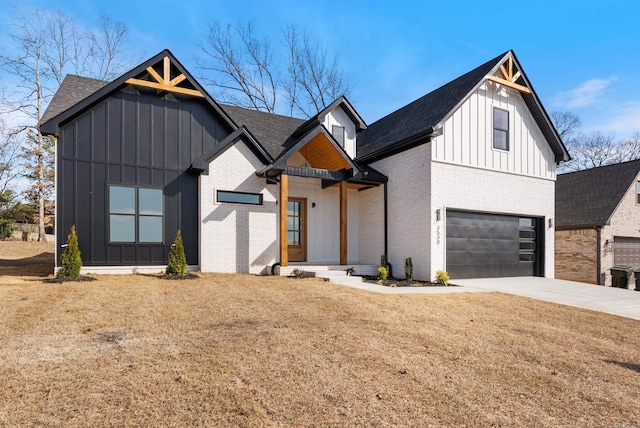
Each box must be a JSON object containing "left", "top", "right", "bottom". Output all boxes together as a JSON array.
[
  {"left": 362, "top": 276, "right": 451, "bottom": 287},
  {"left": 44, "top": 276, "right": 97, "bottom": 283}
]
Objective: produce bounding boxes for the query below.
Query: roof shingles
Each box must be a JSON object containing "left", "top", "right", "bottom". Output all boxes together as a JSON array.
[{"left": 555, "top": 159, "right": 640, "bottom": 228}]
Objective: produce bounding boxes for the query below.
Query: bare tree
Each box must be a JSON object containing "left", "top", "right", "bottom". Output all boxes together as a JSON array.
[
  {"left": 198, "top": 22, "right": 277, "bottom": 112},
  {"left": 0, "top": 6, "right": 133, "bottom": 241},
  {"left": 197, "top": 21, "right": 351, "bottom": 118},
  {"left": 552, "top": 111, "right": 640, "bottom": 172},
  {"left": 0, "top": 119, "right": 22, "bottom": 193},
  {"left": 284, "top": 25, "right": 351, "bottom": 118}
]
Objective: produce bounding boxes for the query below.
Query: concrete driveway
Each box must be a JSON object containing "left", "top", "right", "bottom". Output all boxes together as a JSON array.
[{"left": 451, "top": 277, "right": 640, "bottom": 320}]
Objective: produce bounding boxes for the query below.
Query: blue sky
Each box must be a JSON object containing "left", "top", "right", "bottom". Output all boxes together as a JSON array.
[{"left": 2, "top": 0, "right": 640, "bottom": 138}]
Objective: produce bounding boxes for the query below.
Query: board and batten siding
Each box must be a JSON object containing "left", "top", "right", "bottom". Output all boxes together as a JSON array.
[
  {"left": 322, "top": 106, "right": 357, "bottom": 159},
  {"left": 57, "top": 88, "right": 233, "bottom": 268},
  {"left": 433, "top": 82, "right": 556, "bottom": 180}
]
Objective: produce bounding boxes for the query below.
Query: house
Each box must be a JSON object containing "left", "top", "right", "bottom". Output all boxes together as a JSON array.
[
  {"left": 40, "top": 49, "right": 569, "bottom": 280},
  {"left": 555, "top": 159, "right": 640, "bottom": 285}
]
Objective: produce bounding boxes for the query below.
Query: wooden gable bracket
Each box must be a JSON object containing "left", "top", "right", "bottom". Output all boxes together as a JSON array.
[
  {"left": 487, "top": 56, "right": 531, "bottom": 94},
  {"left": 125, "top": 56, "right": 204, "bottom": 98}
]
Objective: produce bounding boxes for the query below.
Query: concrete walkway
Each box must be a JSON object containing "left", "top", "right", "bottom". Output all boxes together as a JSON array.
[
  {"left": 451, "top": 277, "right": 640, "bottom": 321},
  {"left": 334, "top": 276, "right": 640, "bottom": 320}
]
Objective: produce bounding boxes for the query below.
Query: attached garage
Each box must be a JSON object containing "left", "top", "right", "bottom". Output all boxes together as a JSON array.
[
  {"left": 446, "top": 210, "right": 544, "bottom": 279},
  {"left": 614, "top": 237, "right": 640, "bottom": 267}
]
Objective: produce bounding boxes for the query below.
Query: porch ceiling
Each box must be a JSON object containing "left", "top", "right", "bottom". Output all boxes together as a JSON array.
[{"left": 298, "top": 133, "right": 352, "bottom": 171}]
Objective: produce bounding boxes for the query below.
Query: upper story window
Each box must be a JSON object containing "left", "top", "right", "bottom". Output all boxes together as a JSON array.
[
  {"left": 332, "top": 125, "right": 345, "bottom": 147},
  {"left": 636, "top": 182, "right": 640, "bottom": 204},
  {"left": 493, "top": 107, "right": 509, "bottom": 151},
  {"left": 109, "top": 186, "right": 163, "bottom": 243}
]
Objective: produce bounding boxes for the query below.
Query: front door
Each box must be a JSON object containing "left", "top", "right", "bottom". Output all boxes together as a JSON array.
[{"left": 287, "top": 197, "right": 307, "bottom": 262}]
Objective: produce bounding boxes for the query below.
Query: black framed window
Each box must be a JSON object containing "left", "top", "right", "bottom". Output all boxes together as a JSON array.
[
  {"left": 332, "top": 125, "right": 345, "bottom": 147},
  {"left": 493, "top": 107, "right": 509, "bottom": 151},
  {"left": 636, "top": 182, "right": 640, "bottom": 204},
  {"left": 109, "top": 186, "right": 163, "bottom": 243},
  {"left": 217, "top": 190, "right": 263, "bottom": 205}
]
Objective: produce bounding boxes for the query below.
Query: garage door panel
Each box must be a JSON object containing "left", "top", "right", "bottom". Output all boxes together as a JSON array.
[
  {"left": 614, "top": 237, "right": 640, "bottom": 267},
  {"left": 446, "top": 210, "right": 540, "bottom": 279}
]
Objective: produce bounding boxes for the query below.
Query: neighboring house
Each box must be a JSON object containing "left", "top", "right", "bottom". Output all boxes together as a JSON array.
[
  {"left": 40, "top": 49, "right": 569, "bottom": 280},
  {"left": 556, "top": 159, "right": 640, "bottom": 285}
]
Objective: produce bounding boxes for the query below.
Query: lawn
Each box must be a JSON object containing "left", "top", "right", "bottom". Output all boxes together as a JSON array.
[{"left": 1, "top": 242, "right": 639, "bottom": 427}]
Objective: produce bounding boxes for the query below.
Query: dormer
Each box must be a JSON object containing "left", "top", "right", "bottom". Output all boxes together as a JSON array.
[{"left": 317, "top": 97, "right": 366, "bottom": 159}]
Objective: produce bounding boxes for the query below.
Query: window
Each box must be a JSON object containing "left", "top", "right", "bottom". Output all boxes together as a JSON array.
[
  {"left": 636, "top": 182, "right": 640, "bottom": 204},
  {"left": 332, "top": 125, "right": 345, "bottom": 147},
  {"left": 518, "top": 217, "right": 535, "bottom": 262},
  {"left": 217, "top": 190, "right": 263, "bottom": 205},
  {"left": 109, "top": 186, "right": 163, "bottom": 243},
  {"left": 493, "top": 107, "right": 509, "bottom": 151}
]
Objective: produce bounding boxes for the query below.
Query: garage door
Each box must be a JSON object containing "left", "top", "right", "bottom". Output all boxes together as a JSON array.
[
  {"left": 614, "top": 237, "right": 640, "bottom": 267},
  {"left": 446, "top": 210, "right": 543, "bottom": 279}
]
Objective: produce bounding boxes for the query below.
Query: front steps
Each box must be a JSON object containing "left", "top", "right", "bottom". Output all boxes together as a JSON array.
[{"left": 274, "top": 264, "right": 377, "bottom": 286}]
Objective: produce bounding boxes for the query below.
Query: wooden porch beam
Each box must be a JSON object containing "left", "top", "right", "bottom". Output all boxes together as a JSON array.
[
  {"left": 340, "top": 180, "right": 347, "bottom": 265},
  {"left": 487, "top": 75, "right": 531, "bottom": 94},
  {"left": 280, "top": 174, "right": 289, "bottom": 267}
]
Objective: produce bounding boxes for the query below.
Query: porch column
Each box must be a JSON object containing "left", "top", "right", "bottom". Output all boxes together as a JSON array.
[
  {"left": 340, "top": 180, "right": 347, "bottom": 265},
  {"left": 279, "top": 174, "right": 289, "bottom": 267}
]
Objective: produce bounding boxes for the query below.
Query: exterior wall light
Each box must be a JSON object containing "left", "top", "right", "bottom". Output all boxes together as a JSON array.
[{"left": 435, "top": 209, "right": 441, "bottom": 222}]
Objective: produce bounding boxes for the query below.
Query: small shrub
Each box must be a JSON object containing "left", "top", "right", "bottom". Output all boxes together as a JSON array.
[
  {"left": 57, "top": 225, "right": 82, "bottom": 278},
  {"left": 377, "top": 266, "right": 388, "bottom": 280},
  {"left": 0, "top": 219, "right": 15, "bottom": 239},
  {"left": 292, "top": 268, "right": 305, "bottom": 279},
  {"left": 166, "top": 230, "right": 187, "bottom": 277},
  {"left": 436, "top": 270, "right": 450, "bottom": 285},
  {"left": 405, "top": 257, "right": 413, "bottom": 280}
]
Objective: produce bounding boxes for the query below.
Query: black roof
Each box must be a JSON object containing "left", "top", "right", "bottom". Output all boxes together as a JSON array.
[
  {"left": 40, "top": 49, "right": 236, "bottom": 136},
  {"left": 219, "top": 104, "right": 305, "bottom": 159},
  {"left": 356, "top": 50, "right": 570, "bottom": 164},
  {"left": 556, "top": 159, "right": 640, "bottom": 228},
  {"left": 40, "top": 75, "right": 108, "bottom": 125}
]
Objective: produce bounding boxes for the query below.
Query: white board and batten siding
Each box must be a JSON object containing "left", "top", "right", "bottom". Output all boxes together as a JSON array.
[
  {"left": 321, "top": 106, "right": 357, "bottom": 159},
  {"left": 433, "top": 82, "right": 556, "bottom": 180}
]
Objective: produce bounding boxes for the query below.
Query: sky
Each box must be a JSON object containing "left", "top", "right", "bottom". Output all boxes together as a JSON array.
[{"left": 1, "top": 0, "right": 640, "bottom": 139}]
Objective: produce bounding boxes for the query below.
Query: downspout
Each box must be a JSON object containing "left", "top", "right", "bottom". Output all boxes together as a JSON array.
[
  {"left": 383, "top": 181, "right": 392, "bottom": 277},
  {"left": 596, "top": 226, "right": 602, "bottom": 285}
]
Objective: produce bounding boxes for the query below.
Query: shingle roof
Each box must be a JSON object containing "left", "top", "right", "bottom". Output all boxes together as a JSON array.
[
  {"left": 356, "top": 51, "right": 570, "bottom": 164},
  {"left": 555, "top": 159, "right": 640, "bottom": 228},
  {"left": 219, "top": 104, "right": 306, "bottom": 159},
  {"left": 356, "top": 52, "right": 507, "bottom": 160},
  {"left": 40, "top": 75, "right": 108, "bottom": 125}
]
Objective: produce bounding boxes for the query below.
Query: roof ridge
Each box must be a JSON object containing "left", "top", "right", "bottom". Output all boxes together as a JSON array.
[{"left": 558, "top": 158, "right": 640, "bottom": 176}]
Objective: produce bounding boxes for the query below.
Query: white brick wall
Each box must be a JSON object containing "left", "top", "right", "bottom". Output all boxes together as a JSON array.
[
  {"left": 358, "top": 185, "right": 384, "bottom": 265},
  {"left": 430, "top": 161, "right": 556, "bottom": 278},
  {"left": 199, "top": 142, "right": 277, "bottom": 274},
  {"left": 371, "top": 144, "right": 432, "bottom": 280}
]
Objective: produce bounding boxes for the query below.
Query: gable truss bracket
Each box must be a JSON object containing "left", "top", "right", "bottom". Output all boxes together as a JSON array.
[
  {"left": 487, "top": 56, "right": 531, "bottom": 94},
  {"left": 125, "top": 56, "right": 204, "bottom": 98}
]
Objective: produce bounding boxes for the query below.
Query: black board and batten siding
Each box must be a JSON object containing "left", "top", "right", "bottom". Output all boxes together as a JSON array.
[{"left": 58, "top": 88, "right": 233, "bottom": 266}]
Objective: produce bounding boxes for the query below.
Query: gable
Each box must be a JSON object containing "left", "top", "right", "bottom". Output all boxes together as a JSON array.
[
  {"left": 41, "top": 50, "right": 236, "bottom": 137},
  {"left": 356, "top": 51, "right": 569, "bottom": 165},
  {"left": 433, "top": 81, "right": 556, "bottom": 179}
]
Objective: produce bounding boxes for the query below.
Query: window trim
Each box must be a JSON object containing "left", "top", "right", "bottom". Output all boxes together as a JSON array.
[
  {"left": 493, "top": 107, "right": 510, "bottom": 151},
  {"left": 108, "top": 185, "right": 164, "bottom": 244},
  {"left": 331, "top": 125, "right": 345, "bottom": 147},
  {"left": 216, "top": 190, "right": 263, "bottom": 205}
]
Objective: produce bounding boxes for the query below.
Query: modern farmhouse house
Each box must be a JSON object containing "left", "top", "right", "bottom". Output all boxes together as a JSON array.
[{"left": 40, "top": 49, "right": 569, "bottom": 280}]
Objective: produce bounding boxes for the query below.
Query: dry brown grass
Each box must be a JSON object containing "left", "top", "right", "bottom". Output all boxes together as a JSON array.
[{"left": 1, "top": 242, "right": 639, "bottom": 427}]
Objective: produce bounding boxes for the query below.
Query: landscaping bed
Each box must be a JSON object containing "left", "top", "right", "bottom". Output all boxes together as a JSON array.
[{"left": 362, "top": 276, "right": 450, "bottom": 287}]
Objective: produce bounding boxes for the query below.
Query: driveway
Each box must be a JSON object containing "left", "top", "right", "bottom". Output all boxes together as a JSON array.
[{"left": 451, "top": 277, "right": 640, "bottom": 320}]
